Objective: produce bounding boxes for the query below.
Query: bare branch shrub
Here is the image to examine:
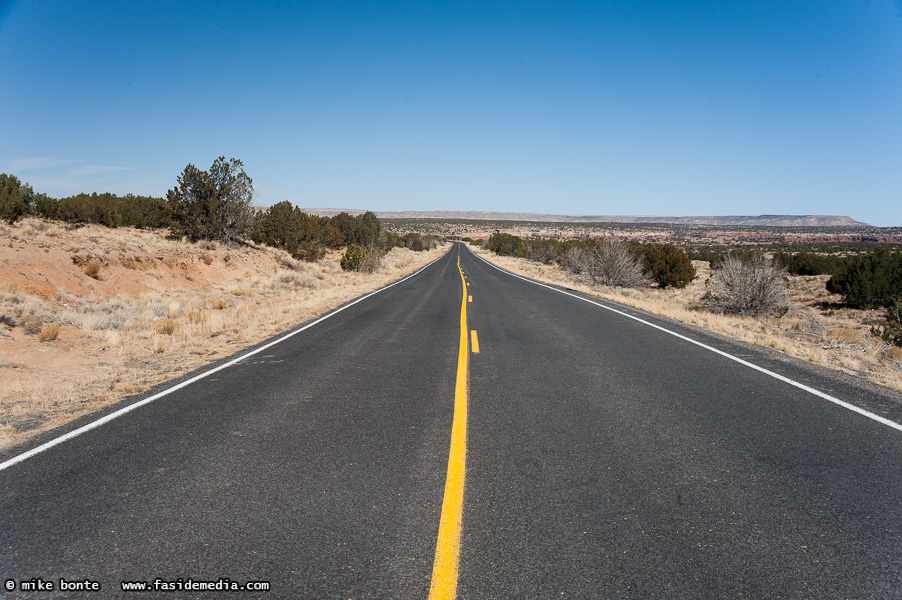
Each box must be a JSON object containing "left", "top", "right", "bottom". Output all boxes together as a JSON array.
[
  {"left": 564, "top": 240, "right": 651, "bottom": 288},
  {"left": 704, "top": 253, "right": 788, "bottom": 316}
]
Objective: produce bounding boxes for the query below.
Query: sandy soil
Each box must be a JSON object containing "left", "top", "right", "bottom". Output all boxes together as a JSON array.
[
  {"left": 471, "top": 245, "right": 902, "bottom": 392},
  {"left": 0, "top": 218, "right": 448, "bottom": 451}
]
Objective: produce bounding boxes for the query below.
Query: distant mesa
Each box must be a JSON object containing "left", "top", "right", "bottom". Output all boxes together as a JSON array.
[{"left": 300, "top": 209, "right": 868, "bottom": 228}]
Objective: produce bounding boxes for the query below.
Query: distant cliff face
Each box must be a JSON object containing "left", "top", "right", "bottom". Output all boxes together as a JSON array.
[{"left": 300, "top": 209, "right": 868, "bottom": 227}]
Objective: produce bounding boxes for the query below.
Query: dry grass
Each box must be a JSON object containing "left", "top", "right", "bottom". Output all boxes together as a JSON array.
[
  {"left": 0, "top": 217, "right": 449, "bottom": 451},
  {"left": 472, "top": 245, "right": 902, "bottom": 392},
  {"left": 83, "top": 259, "right": 102, "bottom": 279},
  {"left": 38, "top": 324, "right": 60, "bottom": 342}
]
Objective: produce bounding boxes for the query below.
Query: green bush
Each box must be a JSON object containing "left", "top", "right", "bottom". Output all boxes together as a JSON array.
[
  {"left": 872, "top": 301, "right": 902, "bottom": 347},
  {"left": 340, "top": 244, "right": 381, "bottom": 272},
  {"left": 0, "top": 174, "right": 30, "bottom": 223},
  {"left": 252, "top": 201, "right": 344, "bottom": 261},
  {"left": 486, "top": 232, "right": 527, "bottom": 257},
  {"left": 400, "top": 232, "right": 426, "bottom": 251},
  {"left": 775, "top": 252, "right": 845, "bottom": 276},
  {"left": 526, "top": 238, "right": 563, "bottom": 264},
  {"left": 826, "top": 248, "right": 902, "bottom": 309},
  {"left": 637, "top": 243, "right": 696, "bottom": 289}
]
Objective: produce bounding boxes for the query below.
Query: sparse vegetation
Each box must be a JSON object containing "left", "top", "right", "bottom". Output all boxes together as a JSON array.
[
  {"left": 704, "top": 253, "right": 787, "bottom": 316},
  {"left": 472, "top": 244, "right": 902, "bottom": 393},
  {"left": 0, "top": 215, "right": 448, "bottom": 450}
]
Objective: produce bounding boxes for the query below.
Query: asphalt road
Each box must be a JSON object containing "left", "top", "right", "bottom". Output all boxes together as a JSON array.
[{"left": 2, "top": 243, "right": 902, "bottom": 599}]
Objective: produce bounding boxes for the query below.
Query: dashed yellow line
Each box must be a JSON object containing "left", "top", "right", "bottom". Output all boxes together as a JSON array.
[
  {"left": 428, "top": 251, "right": 470, "bottom": 600},
  {"left": 468, "top": 295, "right": 472, "bottom": 303},
  {"left": 470, "top": 331, "right": 479, "bottom": 354}
]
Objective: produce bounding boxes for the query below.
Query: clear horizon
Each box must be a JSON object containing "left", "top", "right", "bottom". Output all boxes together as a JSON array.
[{"left": 1, "top": 1, "right": 900, "bottom": 226}]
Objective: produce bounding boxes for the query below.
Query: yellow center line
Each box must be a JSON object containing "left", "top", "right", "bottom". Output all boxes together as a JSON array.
[
  {"left": 428, "top": 250, "right": 470, "bottom": 600},
  {"left": 470, "top": 331, "right": 479, "bottom": 354},
  {"left": 468, "top": 295, "right": 472, "bottom": 303}
]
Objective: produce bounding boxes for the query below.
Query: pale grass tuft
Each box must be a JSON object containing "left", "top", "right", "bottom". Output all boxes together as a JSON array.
[
  {"left": 38, "top": 324, "right": 60, "bottom": 342},
  {"left": 155, "top": 319, "right": 179, "bottom": 335},
  {"left": 278, "top": 271, "right": 318, "bottom": 290},
  {"left": 105, "top": 330, "right": 121, "bottom": 348}
]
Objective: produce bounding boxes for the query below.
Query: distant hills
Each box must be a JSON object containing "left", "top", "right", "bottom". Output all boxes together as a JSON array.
[{"left": 301, "top": 210, "right": 868, "bottom": 227}]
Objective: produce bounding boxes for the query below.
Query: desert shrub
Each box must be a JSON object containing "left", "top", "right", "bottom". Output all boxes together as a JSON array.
[
  {"left": 636, "top": 243, "right": 696, "bottom": 289},
  {"left": 83, "top": 259, "right": 103, "bottom": 279},
  {"left": 826, "top": 248, "right": 902, "bottom": 309},
  {"left": 199, "top": 253, "right": 214, "bottom": 265},
  {"left": 297, "top": 240, "right": 327, "bottom": 262},
  {"left": 872, "top": 301, "right": 902, "bottom": 347},
  {"left": 380, "top": 230, "right": 402, "bottom": 250},
  {"left": 565, "top": 239, "right": 650, "bottom": 288},
  {"left": 526, "top": 238, "right": 563, "bottom": 264},
  {"left": 39, "top": 324, "right": 60, "bottom": 342},
  {"left": 487, "top": 232, "right": 527, "bottom": 257},
  {"left": 340, "top": 244, "right": 381, "bottom": 272},
  {"left": 21, "top": 315, "right": 43, "bottom": 335},
  {"left": 705, "top": 253, "right": 787, "bottom": 316},
  {"left": 155, "top": 319, "right": 179, "bottom": 335},
  {"left": 399, "top": 232, "right": 426, "bottom": 251},
  {"left": 775, "top": 252, "right": 845, "bottom": 276}
]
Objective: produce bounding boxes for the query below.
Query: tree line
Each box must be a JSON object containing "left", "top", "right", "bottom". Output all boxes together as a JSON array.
[{"left": 1, "top": 158, "right": 439, "bottom": 272}]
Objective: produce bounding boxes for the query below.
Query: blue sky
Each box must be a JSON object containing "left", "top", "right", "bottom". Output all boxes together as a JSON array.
[{"left": 1, "top": 1, "right": 900, "bottom": 225}]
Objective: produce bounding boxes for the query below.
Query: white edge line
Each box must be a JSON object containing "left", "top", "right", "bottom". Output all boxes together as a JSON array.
[
  {"left": 0, "top": 248, "right": 454, "bottom": 472},
  {"left": 468, "top": 246, "right": 902, "bottom": 434}
]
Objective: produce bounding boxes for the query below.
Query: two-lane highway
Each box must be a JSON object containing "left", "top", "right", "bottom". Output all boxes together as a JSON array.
[{"left": 2, "top": 243, "right": 901, "bottom": 598}]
